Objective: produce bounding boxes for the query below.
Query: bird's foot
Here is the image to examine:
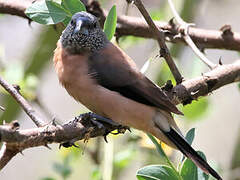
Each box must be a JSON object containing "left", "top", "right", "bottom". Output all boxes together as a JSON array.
[
  {"left": 80, "top": 112, "right": 131, "bottom": 143},
  {"left": 59, "top": 112, "right": 131, "bottom": 147}
]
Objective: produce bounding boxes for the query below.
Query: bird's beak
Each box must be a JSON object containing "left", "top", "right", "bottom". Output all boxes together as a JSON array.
[
  {"left": 73, "top": 18, "right": 89, "bottom": 36},
  {"left": 73, "top": 19, "right": 83, "bottom": 34}
]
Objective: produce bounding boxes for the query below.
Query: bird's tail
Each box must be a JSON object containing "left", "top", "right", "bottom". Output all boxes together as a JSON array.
[{"left": 162, "top": 127, "right": 222, "bottom": 180}]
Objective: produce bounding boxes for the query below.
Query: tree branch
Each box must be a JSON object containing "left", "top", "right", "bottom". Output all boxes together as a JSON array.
[
  {"left": 133, "top": 0, "right": 183, "bottom": 84},
  {"left": 0, "top": 113, "right": 126, "bottom": 169},
  {"left": 0, "top": 1, "right": 31, "bottom": 20},
  {"left": 167, "top": 0, "right": 217, "bottom": 69},
  {"left": 0, "top": 1, "right": 240, "bottom": 52},
  {"left": 0, "top": 76, "right": 46, "bottom": 127},
  {"left": 166, "top": 60, "right": 240, "bottom": 105}
]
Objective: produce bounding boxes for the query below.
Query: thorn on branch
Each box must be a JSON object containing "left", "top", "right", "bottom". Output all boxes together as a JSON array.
[
  {"left": 168, "top": 17, "right": 176, "bottom": 27},
  {"left": 219, "top": 57, "right": 223, "bottom": 65},
  {"left": 12, "top": 84, "right": 21, "bottom": 93},
  {"left": 44, "top": 144, "right": 52, "bottom": 150},
  {"left": 51, "top": 118, "right": 57, "bottom": 126},
  {"left": 126, "top": 0, "right": 133, "bottom": 4},
  {"left": 159, "top": 48, "right": 167, "bottom": 58},
  {"left": 59, "top": 141, "right": 79, "bottom": 149},
  {"left": 10, "top": 120, "right": 20, "bottom": 131},
  {"left": 162, "top": 80, "right": 174, "bottom": 92},
  {"left": 220, "top": 24, "right": 233, "bottom": 36}
]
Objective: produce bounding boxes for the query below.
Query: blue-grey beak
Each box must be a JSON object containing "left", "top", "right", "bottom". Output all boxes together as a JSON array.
[
  {"left": 73, "top": 19, "right": 83, "bottom": 34},
  {"left": 73, "top": 18, "right": 89, "bottom": 35}
]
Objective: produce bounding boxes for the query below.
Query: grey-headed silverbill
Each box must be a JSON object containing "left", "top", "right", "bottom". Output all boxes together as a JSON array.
[{"left": 53, "top": 12, "right": 222, "bottom": 180}]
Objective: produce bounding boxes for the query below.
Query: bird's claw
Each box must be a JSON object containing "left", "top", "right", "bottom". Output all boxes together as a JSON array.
[
  {"left": 103, "top": 125, "right": 131, "bottom": 143},
  {"left": 59, "top": 141, "right": 79, "bottom": 149},
  {"left": 111, "top": 125, "right": 131, "bottom": 135}
]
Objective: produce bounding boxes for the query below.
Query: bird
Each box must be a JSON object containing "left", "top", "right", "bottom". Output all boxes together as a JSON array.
[{"left": 53, "top": 12, "right": 222, "bottom": 180}]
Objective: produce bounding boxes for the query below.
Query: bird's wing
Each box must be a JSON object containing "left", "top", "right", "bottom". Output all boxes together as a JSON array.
[{"left": 88, "top": 42, "right": 183, "bottom": 115}]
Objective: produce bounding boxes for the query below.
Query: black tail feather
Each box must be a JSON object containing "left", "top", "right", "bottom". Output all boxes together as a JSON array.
[{"left": 163, "top": 127, "right": 222, "bottom": 180}]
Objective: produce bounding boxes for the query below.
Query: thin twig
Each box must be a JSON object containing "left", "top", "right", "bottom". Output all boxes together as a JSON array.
[
  {"left": 167, "top": 0, "right": 217, "bottom": 69},
  {"left": 0, "top": 76, "right": 46, "bottom": 127},
  {"left": 133, "top": 0, "right": 183, "bottom": 84}
]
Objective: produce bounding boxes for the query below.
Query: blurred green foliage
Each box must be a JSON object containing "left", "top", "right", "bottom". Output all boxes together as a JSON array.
[
  {"left": 0, "top": 27, "right": 59, "bottom": 123},
  {"left": 104, "top": 5, "right": 117, "bottom": 41},
  {"left": 182, "top": 98, "right": 209, "bottom": 121}
]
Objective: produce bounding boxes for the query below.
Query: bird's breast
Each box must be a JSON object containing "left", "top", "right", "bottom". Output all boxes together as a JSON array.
[{"left": 53, "top": 42, "right": 102, "bottom": 112}]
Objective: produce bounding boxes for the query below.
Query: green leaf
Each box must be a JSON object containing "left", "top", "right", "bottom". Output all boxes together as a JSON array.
[
  {"left": 104, "top": 5, "right": 117, "bottom": 40},
  {"left": 182, "top": 97, "right": 209, "bottom": 121},
  {"left": 136, "top": 165, "right": 179, "bottom": 180},
  {"left": 180, "top": 151, "right": 209, "bottom": 180},
  {"left": 25, "top": 0, "right": 68, "bottom": 25},
  {"left": 62, "top": 16, "right": 71, "bottom": 26},
  {"left": 61, "top": 0, "right": 86, "bottom": 15},
  {"left": 181, "top": 128, "right": 195, "bottom": 162},
  {"left": 185, "top": 128, "right": 195, "bottom": 146}
]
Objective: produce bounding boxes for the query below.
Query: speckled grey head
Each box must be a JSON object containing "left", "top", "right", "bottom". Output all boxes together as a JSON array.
[{"left": 60, "top": 12, "right": 108, "bottom": 54}]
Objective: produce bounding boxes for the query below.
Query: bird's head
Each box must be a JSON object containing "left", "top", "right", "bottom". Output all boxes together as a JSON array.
[{"left": 60, "top": 12, "right": 108, "bottom": 54}]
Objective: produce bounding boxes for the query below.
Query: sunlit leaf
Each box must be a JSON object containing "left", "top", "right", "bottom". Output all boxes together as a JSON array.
[
  {"left": 104, "top": 5, "right": 117, "bottom": 40},
  {"left": 25, "top": 0, "right": 68, "bottom": 24},
  {"left": 61, "top": 0, "right": 86, "bottom": 15},
  {"left": 137, "top": 165, "right": 179, "bottom": 180}
]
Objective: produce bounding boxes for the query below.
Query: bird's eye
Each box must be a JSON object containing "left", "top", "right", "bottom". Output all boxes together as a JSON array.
[{"left": 71, "top": 20, "right": 75, "bottom": 25}]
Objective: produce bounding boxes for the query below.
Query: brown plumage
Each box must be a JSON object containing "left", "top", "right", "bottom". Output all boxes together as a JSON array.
[{"left": 53, "top": 12, "right": 222, "bottom": 180}]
